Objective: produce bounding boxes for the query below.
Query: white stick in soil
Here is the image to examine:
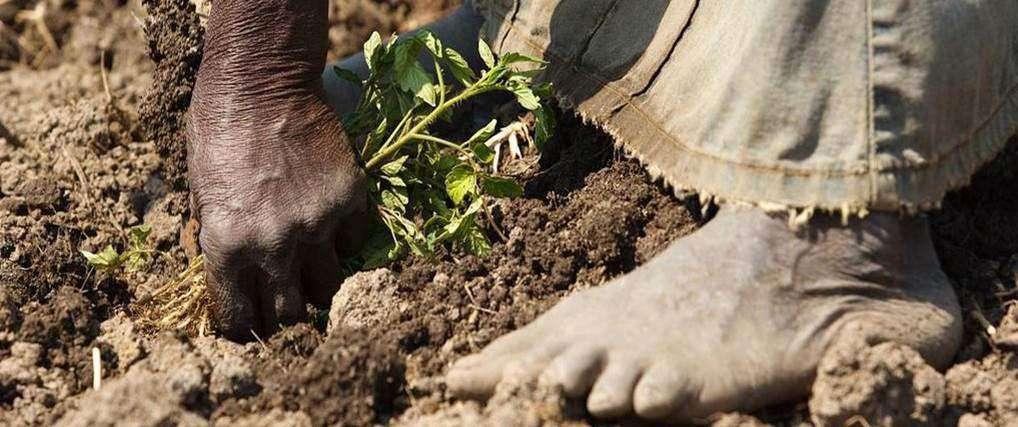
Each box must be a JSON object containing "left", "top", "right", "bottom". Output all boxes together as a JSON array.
[{"left": 92, "top": 347, "right": 101, "bottom": 391}]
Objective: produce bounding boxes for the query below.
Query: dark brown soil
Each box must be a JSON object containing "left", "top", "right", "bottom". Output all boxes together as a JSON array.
[
  {"left": 137, "top": 0, "right": 203, "bottom": 190},
  {"left": 2, "top": 1, "right": 1018, "bottom": 426}
]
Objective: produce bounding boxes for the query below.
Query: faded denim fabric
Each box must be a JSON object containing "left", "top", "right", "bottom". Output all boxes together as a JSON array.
[{"left": 471, "top": 0, "right": 1018, "bottom": 213}]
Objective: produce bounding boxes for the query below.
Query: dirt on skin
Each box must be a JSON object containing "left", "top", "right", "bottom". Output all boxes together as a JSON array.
[{"left": 2, "top": 1, "right": 1018, "bottom": 426}]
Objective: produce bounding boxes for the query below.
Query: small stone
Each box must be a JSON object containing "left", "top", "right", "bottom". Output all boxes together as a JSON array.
[
  {"left": 990, "top": 378, "right": 1018, "bottom": 413},
  {"left": 216, "top": 408, "right": 312, "bottom": 427},
  {"left": 169, "top": 364, "right": 207, "bottom": 407},
  {"left": 15, "top": 177, "right": 62, "bottom": 209},
  {"left": 99, "top": 313, "right": 147, "bottom": 370},
  {"left": 957, "top": 413, "right": 993, "bottom": 427},
  {"left": 0, "top": 342, "right": 44, "bottom": 384}
]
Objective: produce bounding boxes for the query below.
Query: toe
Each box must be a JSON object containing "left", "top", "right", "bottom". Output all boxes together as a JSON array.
[
  {"left": 447, "top": 362, "right": 504, "bottom": 400},
  {"left": 449, "top": 341, "right": 564, "bottom": 400},
  {"left": 501, "top": 342, "right": 566, "bottom": 383},
  {"left": 539, "top": 346, "right": 604, "bottom": 398},
  {"left": 632, "top": 363, "right": 694, "bottom": 420},
  {"left": 586, "top": 358, "right": 644, "bottom": 419},
  {"left": 447, "top": 349, "right": 526, "bottom": 399}
]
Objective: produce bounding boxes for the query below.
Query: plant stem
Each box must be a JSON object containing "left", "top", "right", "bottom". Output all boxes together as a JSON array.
[
  {"left": 433, "top": 59, "right": 446, "bottom": 106},
  {"left": 409, "top": 133, "right": 464, "bottom": 152},
  {"left": 365, "top": 86, "right": 482, "bottom": 170},
  {"left": 371, "top": 107, "right": 416, "bottom": 158}
]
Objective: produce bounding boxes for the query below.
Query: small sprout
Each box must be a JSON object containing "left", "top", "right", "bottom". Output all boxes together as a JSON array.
[
  {"left": 92, "top": 347, "right": 101, "bottom": 391},
  {"left": 80, "top": 224, "right": 155, "bottom": 273},
  {"left": 80, "top": 225, "right": 211, "bottom": 336}
]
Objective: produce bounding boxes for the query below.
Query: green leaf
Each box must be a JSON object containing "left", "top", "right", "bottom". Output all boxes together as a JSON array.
[
  {"left": 124, "top": 252, "right": 150, "bottom": 272},
  {"left": 128, "top": 224, "right": 152, "bottom": 248},
  {"left": 443, "top": 47, "right": 476, "bottom": 85},
  {"left": 432, "top": 153, "right": 460, "bottom": 174},
  {"left": 465, "top": 119, "right": 497, "bottom": 146},
  {"left": 533, "top": 82, "right": 554, "bottom": 99},
  {"left": 363, "top": 32, "right": 383, "bottom": 70},
  {"left": 478, "top": 38, "right": 495, "bottom": 69},
  {"left": 81, "top": 246, "right": 122, "bottom": 271},
  {"left": 462, "top": 225, "right": 492, "bottom": 256},
  {"left": 397, "top": 63, "right": 437, "bottom": 106},
  {"left": 445, "top": 165, "right": 477, "bottom": 205},
  {"left": 534, "top": 106, "right": 555, "bottom": 150},
  {"left": 362, "top": 117, "right": 388, "bottom": 156},
  {"left": 381, "top": 175, "right": 406, "bottom": 187},
  {"left": 483, "top": 176, "right": 523, "bottom": 198},
  {"left": 332, "top": 66, "right": 363, "bottom": 87},
  {"left": 359, "top": 226, "right": 401, "bottom": 269},
  {"left": 441, "top": 199, "right": 484, "bottom": 238},
  {"left": 499, "top": 52, "right": 545, "bottom": 65},
  {"left": 511, "top": 84, "right": 541, "bottom": 110},
  {"left": 380, "top": 187, "right": 409, "bottom": 212},
  {"left": 472, "top": 143, "right": 495, "bottom": 164},
  {"left": 391, "top": 214, "right": 430, "bottom": 257},
  {"left": 380, "top": 155, "right": 408, "bottom": 175},
  {"left": 393, "top": 37, "right": 423, "bottom": 74},
  {"left": 419, "top": 31, "right": 443, "bottom": 59}
]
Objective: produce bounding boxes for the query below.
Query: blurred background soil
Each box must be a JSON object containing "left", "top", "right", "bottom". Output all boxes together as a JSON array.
[{"left": 1, "top": 1, "right": 1017, "bottom": 426}]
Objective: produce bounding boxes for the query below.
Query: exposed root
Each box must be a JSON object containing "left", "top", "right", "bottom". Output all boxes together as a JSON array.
[{"left": 134, "top": 255, "right": 211, "bottom": 337}]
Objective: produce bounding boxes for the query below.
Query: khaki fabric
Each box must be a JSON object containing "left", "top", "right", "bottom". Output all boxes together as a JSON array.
[{"left": 470, "top": 0, "right": 1018, "bottom": 213}]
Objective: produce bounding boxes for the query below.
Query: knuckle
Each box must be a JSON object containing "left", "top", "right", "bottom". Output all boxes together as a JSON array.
[
  {"left": 198, "top": 216, "right": 250, "bottom": 262},
  {"left": 257, "top": 220, "right": 298, "bottom": 254}
]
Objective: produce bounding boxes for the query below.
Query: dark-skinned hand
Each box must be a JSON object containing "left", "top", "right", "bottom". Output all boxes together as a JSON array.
[{"left": 186, "top": 0, "right": 366, "bottom": 340}]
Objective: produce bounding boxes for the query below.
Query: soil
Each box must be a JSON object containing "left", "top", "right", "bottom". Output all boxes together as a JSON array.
[{"left": 1, "top": 1, "right": 1017, "bottom": 426}]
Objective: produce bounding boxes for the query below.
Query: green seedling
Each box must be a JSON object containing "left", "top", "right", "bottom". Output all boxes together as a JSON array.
[
  {"left": 80, "top": 224, "right": 156, "bottom": 273},
  {"left": 80, "top": 224, "right": 211, "bottom": 336},
  {"left": 336, "top": 31, "right": 554, "bottom": 267}
]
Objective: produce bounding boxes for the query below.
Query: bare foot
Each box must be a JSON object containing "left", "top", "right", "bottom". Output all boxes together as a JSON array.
[{"left": 447, "top": 207, "right": 961, "bottom": 422}]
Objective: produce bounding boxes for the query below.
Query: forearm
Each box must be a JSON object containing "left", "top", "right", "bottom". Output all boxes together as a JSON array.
[
  {"left": 321, "top": 4, "right": 486, "bottom": 115},
  {"left": 200, "top": 0, "right": 331, "bottom": 98}
]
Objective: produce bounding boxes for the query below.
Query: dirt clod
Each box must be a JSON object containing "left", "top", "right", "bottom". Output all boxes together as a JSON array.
[
  {"left": 98, "top": 313, "right": 147, "bottom": 371},
  {"left": 328, "top": 268, "right": 404, "bottom": 334},
  {"left": 810, "top": 341, "right": 946, "bottom": 426}
]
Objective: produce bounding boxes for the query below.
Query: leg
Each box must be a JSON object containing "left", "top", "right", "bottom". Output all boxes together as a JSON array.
[{"left": 448, "top": 207, "right": 961, "bottom": 421}]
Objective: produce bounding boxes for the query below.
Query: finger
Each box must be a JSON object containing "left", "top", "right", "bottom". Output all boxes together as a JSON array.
[
  {"left": 203, "top": 254, "right": 257, "bottom": 341},
  {"left": 255, "top": 254, "right": 305, "bottom": 333},
  {"left": 301, "top": 241, "right": 344, "bottom": 306},
  {"left": 335, "top": 196, "right": 371, "bottom": 258}
]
